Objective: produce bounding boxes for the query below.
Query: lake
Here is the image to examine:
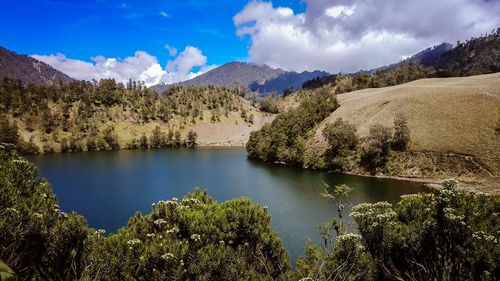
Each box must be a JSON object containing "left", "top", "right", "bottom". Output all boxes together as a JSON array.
[{"left": 27, "top": 147, "right": 426, "bottom": 262}]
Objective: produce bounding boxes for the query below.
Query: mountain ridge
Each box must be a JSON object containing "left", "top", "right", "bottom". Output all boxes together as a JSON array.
[
  {"left": 0, "top": 46, "right": 74, "bottom": 85},
  {"left": 150, "top": 62, "right": 330, "bottom": 96}
]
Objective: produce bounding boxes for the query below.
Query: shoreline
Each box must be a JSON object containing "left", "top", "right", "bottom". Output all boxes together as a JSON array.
[
  {"left": 334, "top": 171, "right": 442, "bottom": 191},
  {"left": 25, "top": 145, "right": 496, "bottom": 194}
]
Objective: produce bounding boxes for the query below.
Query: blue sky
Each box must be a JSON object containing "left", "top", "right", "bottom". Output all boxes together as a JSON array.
[
  {"left": 1, "top": 0, "right": 498, "bottom": 85},
  {"left": 0, "top": 0, "right": 304, "bottom": 66}
]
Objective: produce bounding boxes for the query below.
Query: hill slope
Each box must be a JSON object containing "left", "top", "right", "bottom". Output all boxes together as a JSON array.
[
  {"left": 307, "top": 73, "right": 500, "bottom": 187},
  {"left": 0, "top": 46, "right": 73, "bottom": 85}
]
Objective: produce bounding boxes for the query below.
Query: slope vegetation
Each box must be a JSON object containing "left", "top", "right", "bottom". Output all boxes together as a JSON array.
[{"left": 308, "top": 73, "right": 500, "bottom": 190}]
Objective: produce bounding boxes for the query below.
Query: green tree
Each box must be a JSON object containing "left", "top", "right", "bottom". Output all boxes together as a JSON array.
[
  {"left": 174, "top": 130, "right": 182, "bottom": 147},
  {"left": 103, "top": 126, "right": 120, "bottom": 150},
  {"left": 186, "top": 130, "right": 198, "bottom": 148},
  {"left": 139, "top": 133, "right": 149, "bottom": 149},
  {"left": 360, "top": 124, "right": 393, "bottom": 171},
  {"left": 149, "top": 126, "right": 166, "bottom": 149},
  {"left": 322, "top": 118, "right": 358, "bottom": 169},
  {"left": 259, "top": 96, "right": 280, "bottom": 114},
  {"left": 0, "top": 117, "right": 19, "bottom": 145},
  {"left": 392, "top": 114, "right": 410, "bottom": 151}
]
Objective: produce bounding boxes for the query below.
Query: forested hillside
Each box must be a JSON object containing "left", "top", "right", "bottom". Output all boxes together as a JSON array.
[
  {"left": 0, "top": 77, "right": 272, "bottom": 153},
  {"left": 302, "top": 30, "right": 500, "bottom": 90}
]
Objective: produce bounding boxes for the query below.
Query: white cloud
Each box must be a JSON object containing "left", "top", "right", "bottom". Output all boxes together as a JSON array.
[
  {"left": 160, "top": 11, "right": 169, "bottom": 17},
  {"left": 32, "top": 46, "right": 215, "bottom": 86},
  {"left": 234, "top": 0, "right": 500, "bottom": 73},
  {"left": 164, "top": 44, "right": 178, "bottom": 56},
  {"left": 326, "top": 6, "right": 354, "bottom": 18}
]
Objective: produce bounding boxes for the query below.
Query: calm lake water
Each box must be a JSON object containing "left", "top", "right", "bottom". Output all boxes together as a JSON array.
[{"left": 27, "top": 147, "right": 426, "bottom": 262}]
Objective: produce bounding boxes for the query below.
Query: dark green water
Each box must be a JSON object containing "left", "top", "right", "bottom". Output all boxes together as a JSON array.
[{"left": 27, "top": 147, "right": 426, "bottom": 261}]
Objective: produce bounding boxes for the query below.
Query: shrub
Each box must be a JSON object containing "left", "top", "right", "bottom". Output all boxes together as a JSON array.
[
  {"left": 103, "top": 126, "right": 120, "bottom": 150},
  {"left": 186, "top": 130, "right": 198, "bottom": 148},
  {"left": 296, "top": 180, "right": 499, "bottom": 281},
  {"left": 0, "top": 117, "right": 19, "bottom": 145},
  {"left": 149, "top": 126, "right": 167, "bottom": 149},
  {"left": 84, "top": 189, "right": 290, "bottom": 280},
  {"left": 139, "top": 133, "right": 149, "bottom": 149},
  {"left": 174, "top": 130, "right": 183, "bottom": 147},
  {"left": 351, "top": 180, "right": 499, "bottom": 281},
  {"left": 322, "top": 118, "right": 358, "bottom": 169},
  {"left": 0, "top": 146, "right": 92, "bottom": 280},
  {"left": 392, "top": 114, "right": 410, "bottom": 151},
  {"left": 259, "top": 96, "right": 280, "bottom": 114},
  {"left": 360, "top": 124, "right": 393, "bottom": 171}
]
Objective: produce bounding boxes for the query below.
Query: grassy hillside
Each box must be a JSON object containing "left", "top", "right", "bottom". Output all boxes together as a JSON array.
[{"left": 306, "top": 73, "right": 500, "bottom": 192}]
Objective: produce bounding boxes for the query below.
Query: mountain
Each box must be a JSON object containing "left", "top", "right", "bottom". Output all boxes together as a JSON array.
[
  {"left": 151, "top": 62, "right": 330, "bottom": 96},
  {"left": 432, "top": 31, "right": 500, "bottom": 76},
  {"left": 184, "top": 62, "right": 283, "bottom": 89},
  {"left": 249, "top": 70, "right": 329, "bottom": 94},
  {"left": 0, "top": 46, "right": 73, "bottom": 85},
  {"left": 369, "top": 42, "right": 453, "bottom": 73}
]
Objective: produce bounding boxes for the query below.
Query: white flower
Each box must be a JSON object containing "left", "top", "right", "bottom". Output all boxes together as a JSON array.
[
  {"left": 183, "top": 198, "right": 200, "bottom": 205},
  {"left": 146, "top": 233, "right": 156, "bottom": 238},
  {"left": 190, "top": 234, "right": 201, "bottom": 242},
  {"left": 127, "top": 238, "right": 142, "bottom": 246},
  {"left": 33, "top": 213, "right": 43, "bottom": 219},
  {"left": 5, "top": 207, "right": 19, "bottom": 214},
  {"left": 154, "top": 219, "right": 167, "bottom": 226},
  {"left": 166, "top": 227, "right": 179, "bottom": 234},
  {"left": 162, "top": 253, "right": 174, "bottom": 260}
]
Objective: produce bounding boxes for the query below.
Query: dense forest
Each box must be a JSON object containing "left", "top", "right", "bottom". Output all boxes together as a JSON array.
[
  {"left": 1, "top": 145, "right": 498, "bottom": 280},
  {"left": 302, "top": 30, "right": 500, "bottom": 90},
  {"left": 0, "top": 78, "right": 260, "bottom": 153},
  {"left": 247, "top": 88, "right": 338, "bottom": 165}
]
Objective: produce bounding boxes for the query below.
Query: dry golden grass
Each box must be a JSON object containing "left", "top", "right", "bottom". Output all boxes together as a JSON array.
[{"left": 307, "top": 73, "right": 500, "bottom": 189}]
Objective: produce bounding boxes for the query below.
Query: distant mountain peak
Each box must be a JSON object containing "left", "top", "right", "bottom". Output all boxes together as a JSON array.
[
  {"left": 0, "top": 46, "right": 74, "bottom": 85},
  {"left": 369, "top": 42, "right": 453, "bottom": 73},
  {"left": 151, "top": 61, "right": 329, "bottom": 96}
]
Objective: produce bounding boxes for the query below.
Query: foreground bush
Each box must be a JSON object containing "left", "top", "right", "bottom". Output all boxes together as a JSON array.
[
  {"left": 0, "top": 145, "right": 289, "bottom": 280},
  {"left": 0, "top": 144, "right": 92, "bottom": 280},
  {"left": 296, "top": 180, "right": 500, "bottom": 281},
  {"left": 85, "top": 189, "right": 290, "bottom": 280}
]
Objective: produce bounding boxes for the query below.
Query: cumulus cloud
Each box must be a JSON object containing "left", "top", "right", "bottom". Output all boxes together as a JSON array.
[
  {"left": 32, "top": 46, "right": 214, "bottom": 86},
  {"left": 234, "top": 0, "right": 500, "bottom": 73}
]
